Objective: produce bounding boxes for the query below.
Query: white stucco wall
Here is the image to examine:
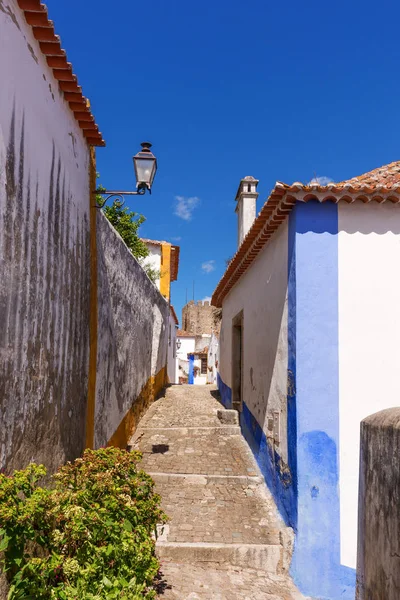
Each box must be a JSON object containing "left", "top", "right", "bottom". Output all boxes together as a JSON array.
[
  {"left": 0, "top": 1, "right": 91, "bottom": 472},
  {"left": 338, "top": 201, "right": 400, "bottom": 569},
  {"left": 207, "top": 333, "right": 219, "bottom": 384},
  {"left": 175, "top": 336, "right": 195, "bottom": 382},
  {"left": 219, "top": 221, "right": 289, "bottom": 460},
  {"left": 141, "top": 242, "right": 161, "bottom": 289},
  {"left": 193, "top": 357, "right": 207, "bottom": 385}
]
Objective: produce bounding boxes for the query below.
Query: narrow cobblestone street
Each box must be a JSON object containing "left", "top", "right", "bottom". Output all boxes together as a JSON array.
[{"left": 131, "top": 385, "right": 308, "bottom": 599}]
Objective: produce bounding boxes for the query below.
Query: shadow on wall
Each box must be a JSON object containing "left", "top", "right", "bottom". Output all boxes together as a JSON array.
[
  {"left": 94, "top": 212, "right": 169, "bottom": 449},
  {"left": 0, "top": 104, "right": 90, "bottom": 474}
]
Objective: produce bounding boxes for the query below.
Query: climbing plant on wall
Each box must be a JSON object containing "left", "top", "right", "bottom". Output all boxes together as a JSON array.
[
  {"left": 102, "top": 201, "right": 149, "bottom": 260},
  {"left": 97, "top": 180, "right": 160, "bottom": 284}
]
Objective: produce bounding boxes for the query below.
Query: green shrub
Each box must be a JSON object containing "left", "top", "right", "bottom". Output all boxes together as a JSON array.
[{"left": 0, "top": 448, "right": 166, "bottom": 599}]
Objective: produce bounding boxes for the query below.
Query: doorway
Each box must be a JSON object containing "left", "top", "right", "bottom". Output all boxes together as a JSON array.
[{"left": 232, "top": 311, "right": 243, "bottom": 411}]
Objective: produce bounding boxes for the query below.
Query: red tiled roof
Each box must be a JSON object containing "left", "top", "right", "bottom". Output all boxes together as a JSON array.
[
  {"left": 170, "top": 245, "right": 180, "bottom": 282},
  {"left": 212, "top": 161, "right": 400, "bottom": 307},
  {"left": 177, "top": 329, "right": 195, "bottom": 337},
  {"left": 170, "top": 305, "right": 179, "bottom": 326},
  {"left": 17, "top": 0, "right": 104, "bottom": 147}
]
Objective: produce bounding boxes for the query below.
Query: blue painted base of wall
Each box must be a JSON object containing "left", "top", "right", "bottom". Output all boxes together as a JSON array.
[
  {"left": 217, "top": 367, "right": 356, "bottom": 600},
  {"left": 217, "top": 374, "right": 296, "bottom": 528},
  {"left": 240, "top": 401, "right": 297, "bottom": 529},
  {"left": 217, "top": 372, "right": 232, "bottom": 409}
]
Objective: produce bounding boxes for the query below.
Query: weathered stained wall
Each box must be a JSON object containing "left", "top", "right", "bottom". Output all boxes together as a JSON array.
[
  {"left": 218, "top": 220, "right": 290, "bottom": 522},
  {"left": 94, "top": 213, "right": 169, "bottom": 448},
  {"left": 356, "top": 408, "right": 400, "bottom": 600},
  {"left": 167, "top": 311, "right": 177, "bottom": 384},
  {"left": 0, "top": 1, "right": 91, "bottom": 473}
]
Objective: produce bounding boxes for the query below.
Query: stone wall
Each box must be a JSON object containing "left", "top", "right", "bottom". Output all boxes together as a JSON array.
[
  {"left": 95, "top": 213, "right": 169, "bottom": 449},
  {"left": 0, "top": 1, "right": 91, "bottom": 473},
  {"left": 181, "top": 300, "right": 221, "bottom": 335},
  {"left": 356, "top": 408, "right": 400, "bottom": 600}
]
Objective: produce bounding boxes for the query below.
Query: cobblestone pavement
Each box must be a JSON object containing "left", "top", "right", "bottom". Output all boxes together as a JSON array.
[{"left": 131, "top": 385, "right": 308, "bottom": 600}]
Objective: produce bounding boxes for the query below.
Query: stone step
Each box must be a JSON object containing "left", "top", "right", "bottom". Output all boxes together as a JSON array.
[
  {"left": 153, "top": 475, "right": 282, "bottom": 546},
  {"left": 156, "top": 542, "right": 283, "bottom": 573},
  {"left": 155, "top": 561, "right": 307, "bottom": 600},
  {"left": 139, "top": 386, "right": 224, "bottom": 429},
  {"left": 133, "top": 428, "right": 258, "bottom": 476}
]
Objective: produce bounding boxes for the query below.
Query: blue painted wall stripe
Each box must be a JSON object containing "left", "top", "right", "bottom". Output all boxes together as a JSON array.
[
  {"left": 217, "top": 372, "right": 232, "bottom": 409},
  {"left": 289, "top": 201, "right": 355, "bottom": 600}
]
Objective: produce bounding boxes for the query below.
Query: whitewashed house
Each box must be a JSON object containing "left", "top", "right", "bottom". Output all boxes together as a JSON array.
[
  {"left": 212, "top": 165, "right": 400, "bottom": 600},
  {"left": 141, "top": 239, "right": 180, "bottom": 384},
  {"left": 207, "top": 332, "right": 219, "bottom": 384},
  {"left": 175, "top": 330, "right": 210, "bottom": 385}
]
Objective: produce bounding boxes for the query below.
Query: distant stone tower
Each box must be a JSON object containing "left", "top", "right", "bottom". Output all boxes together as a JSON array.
[{"left": 181, "top": 300, "right": 221, "bottom": 335}]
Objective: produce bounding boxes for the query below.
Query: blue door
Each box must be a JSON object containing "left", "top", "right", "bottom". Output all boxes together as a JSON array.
[{"left": 188, "top": 354, "right": 194, "bottom": 384}]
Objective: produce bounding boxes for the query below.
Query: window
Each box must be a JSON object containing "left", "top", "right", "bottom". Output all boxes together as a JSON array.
[{"left": 201, "top": 357, "right": 207, "bottom": 375}]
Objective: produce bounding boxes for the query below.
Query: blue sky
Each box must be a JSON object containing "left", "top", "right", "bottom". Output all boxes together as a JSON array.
[{"left": 47, "top": 0, "right": 400, "bottom": 322}]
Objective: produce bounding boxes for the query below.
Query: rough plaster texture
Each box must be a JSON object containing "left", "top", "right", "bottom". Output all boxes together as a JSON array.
[
  {"left": 219, "top": 221, "right": 289, "bottom": 463},
  {"left": 182, "top": 300, "right": 221, "bottom": 335},
  {"left": 94, "top": 213, "right": 169, "bottom": 447},
  {"left": 0, "top": 0, "right": 90, "bottom": 473},
  {"left": 338, "top": 201, "right": 400, "bottom": 569},
  {"left": 356, "top": 408, "right": 400, "bottom": 600},
  {"left": 167, "top": 311, "right": 177, "bottom": 383}
]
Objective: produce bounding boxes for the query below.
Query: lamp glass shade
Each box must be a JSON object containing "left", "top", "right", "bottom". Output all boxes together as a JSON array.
[{"left": 133, "top": 143, "right": 157, "bottom": 190}]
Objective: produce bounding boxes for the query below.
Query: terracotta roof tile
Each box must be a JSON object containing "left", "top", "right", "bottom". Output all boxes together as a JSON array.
[
  {"left": 17, "top": 0, "right": 104, "bottom": 147},
  {"left": 177, "top": 330, "right": 195, "bottom": 337},
  {"left": 170, "top": 245, "right": 180, "bottom": 282},
  {"left": 211, "top": 161, "right": 400, "bottom": 308}
]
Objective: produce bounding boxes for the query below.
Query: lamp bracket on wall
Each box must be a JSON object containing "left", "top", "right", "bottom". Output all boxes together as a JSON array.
[{"left": 93, "top": 184, "right": 149, "bottom": 209}]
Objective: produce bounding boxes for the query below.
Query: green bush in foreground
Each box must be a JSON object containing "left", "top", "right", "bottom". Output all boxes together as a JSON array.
[{"left": 0, "top": 447, "right": 166, "bottom": 599}]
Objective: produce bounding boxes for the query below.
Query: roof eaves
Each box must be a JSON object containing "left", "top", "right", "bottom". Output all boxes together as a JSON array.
[
  {"left": 211, "top": 180, "right": 400, "bottom": 308},
  {"left": 17, "top": 0, "right": 105, "bottom": 147}
]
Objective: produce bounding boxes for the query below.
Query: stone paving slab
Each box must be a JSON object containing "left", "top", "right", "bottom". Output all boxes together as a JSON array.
[
  {"left": 156, "top": 563, "right": 308, "bottom": 600},
  {"left": 134, "top": 428, "right": 258, "bottom": 476},
  {"left": 138, "top": 385, "right": 222, "bottom": 429},
  {"left": 154, "top": 477, "right": 281, "bottom": 545},
  {"left": 132, "top": 385, "right": 306, "bottom": 599}
]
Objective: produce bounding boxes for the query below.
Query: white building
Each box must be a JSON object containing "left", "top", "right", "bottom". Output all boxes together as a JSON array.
[
  {"left": 207, "top": 332, "right": 219, "bottom": 384},
  {"left": 175, "top": 330, "right": 211, "bottom": 385},
  {"left": 141, "top": 239, "right": 180, "bottom": 384},
  {"left": 212, "top": 166, "right": 400, "bottom": 600}
]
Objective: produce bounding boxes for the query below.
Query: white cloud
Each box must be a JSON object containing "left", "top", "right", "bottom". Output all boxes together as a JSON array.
[
  {"left": 308, "top": 175, "right": 334, "bottom": 186},
  {"left": 170, "top": 236, "right": 182, "bottom": 241},
  {"left": 202, "top": 296, "right": 212, "bottom": 302},
  {"left": 174, "top": 196, "right": 200, "bottom": 221},
  {"left": 201, "top": 261, "right": 215, "bottom": 274}
]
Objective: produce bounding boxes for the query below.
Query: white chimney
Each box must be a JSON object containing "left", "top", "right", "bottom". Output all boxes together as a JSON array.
[{"left": 235, "top": 176, "right": 259, "bottom": 248}]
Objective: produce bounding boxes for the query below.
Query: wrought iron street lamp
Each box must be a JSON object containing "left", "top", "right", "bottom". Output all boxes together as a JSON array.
[
  {"left": 94, "top": 142, "right": 158, "bottom": 208},
  {"left": 176, "top": 339, "right": 182, "bottom": 350}
]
